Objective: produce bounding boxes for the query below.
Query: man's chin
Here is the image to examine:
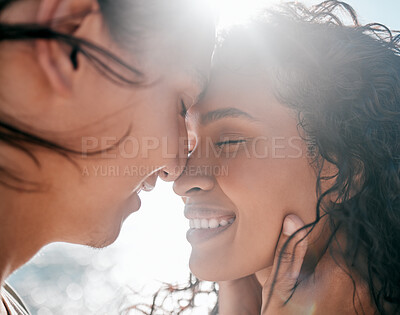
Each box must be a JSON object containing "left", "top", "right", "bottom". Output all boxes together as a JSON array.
[
  {"left": 85, "top": 227, "right": 121, "bottom": 249},
  {"left": 87, "top": 239, "right": 115, "bottom": 249}
]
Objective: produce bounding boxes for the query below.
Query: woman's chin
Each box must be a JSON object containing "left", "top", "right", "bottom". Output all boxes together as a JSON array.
[
  {"left": 189, "top": 251, "right": 272, "bottom": 283},
  {"left": 189, "top": 255, "right": 236, "bottom": 282}
]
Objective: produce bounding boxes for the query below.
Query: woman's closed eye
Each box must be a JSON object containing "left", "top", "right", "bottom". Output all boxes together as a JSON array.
[{"left": 215, "top": 138, "right": 248, "bottom": 154}]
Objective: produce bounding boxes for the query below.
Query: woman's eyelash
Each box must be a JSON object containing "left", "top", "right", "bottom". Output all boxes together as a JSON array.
[{"left": 216, "top": 139, "right": 247, "bottom": 147}]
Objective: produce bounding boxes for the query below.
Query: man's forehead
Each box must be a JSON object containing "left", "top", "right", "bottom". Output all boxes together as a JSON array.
[{"left": 186, "top": 68, "right": 210, "bottom": 102}]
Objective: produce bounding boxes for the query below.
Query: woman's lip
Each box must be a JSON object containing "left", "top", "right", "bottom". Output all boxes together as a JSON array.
[{"left": 184, "top": 204, "right": 236, "bottom": 220}]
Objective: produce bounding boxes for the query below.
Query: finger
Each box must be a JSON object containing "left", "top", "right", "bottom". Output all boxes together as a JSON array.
[{"left": 263, "top": 214, "right": 308, "bottom": 310}]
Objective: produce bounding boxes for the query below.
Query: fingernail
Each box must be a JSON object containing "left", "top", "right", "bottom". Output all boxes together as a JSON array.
[{"left": 283, "top": 216, "right": 298, "bottom": 236}]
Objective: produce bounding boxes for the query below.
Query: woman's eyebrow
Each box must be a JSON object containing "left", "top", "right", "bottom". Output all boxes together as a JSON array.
[{"left": 200, "top": 107, "right": 256, "bottom": 125}]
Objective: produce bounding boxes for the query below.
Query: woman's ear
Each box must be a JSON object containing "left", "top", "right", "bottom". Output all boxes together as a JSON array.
[{"left": 35, "top": 0, "right": 99, "bottom": 97}]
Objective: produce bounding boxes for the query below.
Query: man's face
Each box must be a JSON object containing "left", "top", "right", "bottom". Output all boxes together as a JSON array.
[{"left": 0, "top": 12, "right": 214, "bottom": 248}]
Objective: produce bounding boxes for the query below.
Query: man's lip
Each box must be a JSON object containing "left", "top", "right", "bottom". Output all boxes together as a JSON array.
[
  {"left": 135, "top": 172, "right": 159, "bottom": 194},
  {"left": 184, "top": 204, "right": 236, "bottom": 220},
  {"left": 143, "top": 172, "right": 158, "bottom": 191},
  {"left": 141, "top": 181, "right": 155, "bottom": 192}
]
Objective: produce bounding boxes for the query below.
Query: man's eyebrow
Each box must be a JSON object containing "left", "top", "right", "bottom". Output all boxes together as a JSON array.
[{"left": 201, "top": 107, "right": 256, "bottom": 125}]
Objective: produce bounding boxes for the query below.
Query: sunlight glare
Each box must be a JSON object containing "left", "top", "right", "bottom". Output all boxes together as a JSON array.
[{"left": 209, "top": 0, "right": 281, "bottom": 29}]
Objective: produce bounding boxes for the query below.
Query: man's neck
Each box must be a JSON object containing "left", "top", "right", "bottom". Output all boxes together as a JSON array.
[
  {"left": 0, "top": 234, "right": 43, "bottom": 315},
  {"left": 0, "top": 195, "right": 48, "bottom": 290},
  {"left": 0, "top": 234, "right": 45, "bottom": 285},
  {"left": 0, "top": 261, "right": 12, "bottom": 315}
]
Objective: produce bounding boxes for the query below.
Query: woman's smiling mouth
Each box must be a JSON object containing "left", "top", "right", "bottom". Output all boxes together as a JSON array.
[
  {"left": 185, "top": 205, "right": 236, "bottom": 244},
  {"left": 189, "top": 217, "right": 235, "bottom": 229}
]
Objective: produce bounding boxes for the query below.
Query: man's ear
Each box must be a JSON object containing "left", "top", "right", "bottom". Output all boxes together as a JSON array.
[{"left": 35, "top": 0, "right": 99, "bottom": 97}]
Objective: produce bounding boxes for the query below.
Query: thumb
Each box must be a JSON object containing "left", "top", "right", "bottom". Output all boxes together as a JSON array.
[{"left": 262, "top": 214, "right": 308, "bottom": 313}]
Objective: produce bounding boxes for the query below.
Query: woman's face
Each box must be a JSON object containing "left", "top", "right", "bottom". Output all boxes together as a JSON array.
[
  {"left": 173, "top": 61, "right": 319, "bottom": 281},
  {"left": 0, "top": 1, "right": 214, "bottom": 248}
]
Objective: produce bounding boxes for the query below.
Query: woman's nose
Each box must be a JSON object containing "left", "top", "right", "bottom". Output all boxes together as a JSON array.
[{"left": 173, "top": 161, "right": 215, "bottom": 197}]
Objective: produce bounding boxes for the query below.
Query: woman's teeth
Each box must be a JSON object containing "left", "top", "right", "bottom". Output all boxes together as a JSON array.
[{"left": 189, "top": 218, "right": 235, "bottom": 229}]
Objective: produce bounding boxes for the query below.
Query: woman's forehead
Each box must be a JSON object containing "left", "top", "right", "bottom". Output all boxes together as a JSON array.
[{"left": 187, "top": 69, "right": 275, "bottom": 126}]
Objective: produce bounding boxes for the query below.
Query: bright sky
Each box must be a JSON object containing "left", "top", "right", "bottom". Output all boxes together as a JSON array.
[{"left": 213, "top": 0, "right": 400, "bottom": 29}]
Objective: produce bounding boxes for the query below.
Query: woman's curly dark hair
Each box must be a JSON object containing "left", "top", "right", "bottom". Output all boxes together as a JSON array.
[
  {"left": 223, "top": 1, "right": 400, "bottom": 314},
  {"left": 148, "top": 1, "right": 400, "bottom": 314}
]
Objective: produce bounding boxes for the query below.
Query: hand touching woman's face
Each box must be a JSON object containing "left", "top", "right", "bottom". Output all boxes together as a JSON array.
[{"left": 173, "top": 61, "right": 320, "bottom": 281}]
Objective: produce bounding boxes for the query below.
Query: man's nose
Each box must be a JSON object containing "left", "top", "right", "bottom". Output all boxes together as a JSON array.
[
  {"left": 159, "top": 160, "right": 186, "bottom": 182},
  {"left": 159, "top": 136, "right": 189, "bottom": 182}
]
